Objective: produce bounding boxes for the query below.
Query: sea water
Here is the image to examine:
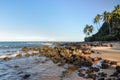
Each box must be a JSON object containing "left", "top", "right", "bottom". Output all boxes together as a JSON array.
[{"left": 0, "top": 42, "right": 52, "bottom": 56}]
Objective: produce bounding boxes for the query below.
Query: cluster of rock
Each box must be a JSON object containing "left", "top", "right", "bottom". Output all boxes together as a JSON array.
[{"left": 2, "top": 43, "right": 120, "bottom": 80}]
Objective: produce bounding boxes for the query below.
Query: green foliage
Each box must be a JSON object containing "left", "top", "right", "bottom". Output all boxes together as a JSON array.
[
  {"left": 84, "top": 4, "right": 120, "bottom": 42},
  {"left": 83, "top": 24, "right": 94, "bottom": 37}
]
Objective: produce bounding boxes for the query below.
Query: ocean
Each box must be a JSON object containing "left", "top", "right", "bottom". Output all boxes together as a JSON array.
[{"left": 0, "top": 42, "right": 52, "bottom": 55}]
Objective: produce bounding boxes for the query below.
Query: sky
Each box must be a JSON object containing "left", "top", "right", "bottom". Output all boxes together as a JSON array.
[{"left": 0, "top": 0, "right": 119, "bottom": 41}]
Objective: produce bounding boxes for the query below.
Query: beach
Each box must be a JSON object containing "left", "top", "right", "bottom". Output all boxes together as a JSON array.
[
  {"left": 0, "top": 42, "right": 120, "bottom": 80},
  {"left": 91, "top": 42, "right": 120, "bottom": 65}
]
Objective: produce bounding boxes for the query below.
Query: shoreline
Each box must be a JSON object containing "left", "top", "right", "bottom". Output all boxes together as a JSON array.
[{"left": 0, "top": 42, "right": 120, "bottom": 80}]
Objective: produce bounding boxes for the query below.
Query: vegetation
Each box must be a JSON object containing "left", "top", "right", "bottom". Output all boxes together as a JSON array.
[{"left": 84, "top": 5, "right": 120, "bottom": 41}]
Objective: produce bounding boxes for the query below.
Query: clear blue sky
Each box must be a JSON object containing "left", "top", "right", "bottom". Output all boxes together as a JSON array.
[{"left": 0, "top": 0, "right": 119, "bottom": 41}]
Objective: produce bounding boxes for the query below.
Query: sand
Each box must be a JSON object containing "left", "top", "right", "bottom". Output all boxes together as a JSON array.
[{"left": 91, "top": 42, "right": 120, "bottom": 65}]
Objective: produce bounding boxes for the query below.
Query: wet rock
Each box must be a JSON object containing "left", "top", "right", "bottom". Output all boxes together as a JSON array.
[
  {"left": 22, "top": 47, "right": 28, "bottom": 52},
  {"left": 78, "top": 72, "right": 85, "bottom": 77},
  {"left": 22, "top": 74, "right": 30, "bottom": 79},
  {"left": 101, "top": 63, "right": 110, "bottom": 69},
  {"left": 110, "top": 72, "right": 118, "bottom": 77},
  {"left": 98, "top": 78, "right": 105, "bottom": 80},
  {"left": 3, "top": 56, "right": 11, "bottom": 61},
  {"left": 14, "top": 65, "right": 19, "bottom": 68},
  {"left": 117, "top": 78, "right": 120, "bottom": 80},
  {"left": 90, "top": 67, "right": 100, "bottom": 72},
  {"left": 86, "top": 68, "right": 94, "bottom": 74},
  {"left": 16, "top": 53, "right": 22, "bottom": 58},
  {"left": 106, "top": 78, "right": 116, "bottom": 80},
  {"left": 116, "top": 66, "right": 120, "bottom": 73},
  {"left": 84, "top": 61, "right": 93, "bottom": 67},
  {"left": 103, "top": 60, "right": 110, "bottom": 63},
  {"left": 86, "top": 73, "right": 97, "bottom": 80},
  {"left": 24, "top": 53, "right": 30, "bottom": 57},
  {"left": 110, "top": 61, "right": 117, "bottom": 65},
  {"left": 98, "top": 72, "right": 107, "bottom": 77},
  {"left": 78, "top": 69, "right": 86, "bottom": 74}
]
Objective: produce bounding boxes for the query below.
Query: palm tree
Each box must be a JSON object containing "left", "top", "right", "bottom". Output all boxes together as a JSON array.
[
  {"left": 102, "top": 11, "right": 112, "bottom": 34},
  {"left": 83, "top": 24, "right": 94, "bottom": 37},
  {"left": 111, "top": 5, "right": 120, "bottom": 33},
  {"left": 94, "top": 14, "right": 101, "bottom": 31},
  {"left": 114, "top": 5, "right": 120, "bottom": 12}
]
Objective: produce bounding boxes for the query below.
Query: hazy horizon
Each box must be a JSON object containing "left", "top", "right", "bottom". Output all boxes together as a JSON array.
[{"left": 0, "top": 0, "right": 119, "bottom": 41}]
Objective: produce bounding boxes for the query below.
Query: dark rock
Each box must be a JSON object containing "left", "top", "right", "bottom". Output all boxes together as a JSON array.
[
  {"left": 101, "top": 63, "right": 110, "bottom": 69},
  {"left": 84, "top": 61, "right": 92, "bottom": 67},
  {"left": 98, "top": 78, "right": 105, "bottom": 80},
  {"left": 78, "top": 73, "right": 85, "bottom": 77},
  {"left": 3, "top": 57, "right": 11, "bottom": 61},
  {"left": 116, "top": 66, "right": 120, "bottom": 73},
  {"left": 14, "top": 65, "right": 19, "bottom": 68},
  {"left": 91, "top": 67, "right": 100, "bottom": 72},
  {"left": 22, "top": 74, "right": 30, "bottom": 79},
  {"left": 106, "top": 78, "right": 116, "bottom": 80},
  {"left": 103, "top": 60, "right": 110, "bottom": 63},
  {"left": 110, "top": 72, "right": 118, "bottom": 77},
  {"left": 86, "top": 68, "right": 94, "bottom": 74},
  {"left": 86, "top": 73, "right": 97, "bottom": 80},
  {"left": 78, "top": 69, "right": 86, "bottom": 74},
  {"left": 117, "top": 78, "right": 120, "bottom": 80},
  {"left": 110, "top": 61, "right": 117, "bottom": 65},
  {"left": 98, "top": 72, "right": 107, "bottom": 77}
]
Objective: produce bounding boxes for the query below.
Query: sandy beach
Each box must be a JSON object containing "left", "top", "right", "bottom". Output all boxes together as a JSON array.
[{"left": 91, "top": 42, "right": 120, "bottom": 65}]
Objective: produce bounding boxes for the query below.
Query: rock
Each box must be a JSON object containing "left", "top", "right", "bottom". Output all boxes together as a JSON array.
[
  {"left": 22, "top": 74, "right": 30, "bottom": 79},
  {"left": 101, "top": 63, "right": 110, "bottom": 69},
  {"left": 24, "top": 53, "right": 30, "bottom": 57},
  {"left": 78, "top": 69, "right": 86, "bottom": 74},
  {"left": 14, "top": 65, "right": 19, "bottom": 68},
  {"left": 3, "top": 56, "right": 11, "bottom": 61},
  {"left": 16, "top": 53, "right": 22, "bottom": 58},
  {"left": 116, "top": 66, "right": 120, "bottom": 73},
  {"left": 22, "top": 47, "right": 28, "bottom": 52},
  {"left": 98, "top": 72, "right": 107, "bottom": 77},
  {"left": 86, "top": 73, "right": 97, "bottom": 80},
  {"left": 110, "top": 61, "right": 117, "bottom": 65},
  {"left": 106, "top": 78, "right": 116, "bottom": 80},
  {"left": 90, "top": 67, "right": 100, "bottom": 72},
  {"left": 84, "top": 61, "right": 93, "bottom": 67},
  {"left": 117, "top": 78, "right": 120, "bottom": 80},
  {"left": 86, "top": 68, "right": 94, "bottom": 74},
  {"left": 110, "top": 72, "right": 118, "bottom": 77},
  {"left": 78, "top": 73, "right": 85, "bottom": 77},
  {"left": 98, "top": 78, "right": 105, "bottom": 80}
]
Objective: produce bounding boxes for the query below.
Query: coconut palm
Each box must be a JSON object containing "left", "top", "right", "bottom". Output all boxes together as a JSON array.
[
  {"left": 83, "top": 24, "right": 94, "bottom": 37},
  {"left": 111, "top": 5, "right": 120, "bottom": 33},
  {"left": 102, "top": 11, "right": 112, "bottom": 34},
  {"left": 94, "top": 14, "right": 101, "bottom": 31}
]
